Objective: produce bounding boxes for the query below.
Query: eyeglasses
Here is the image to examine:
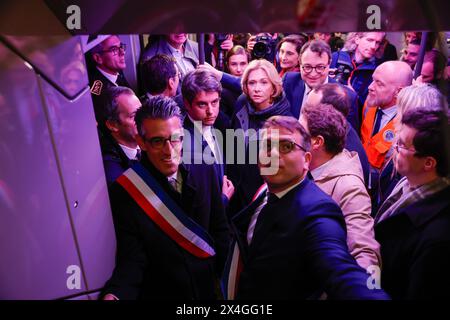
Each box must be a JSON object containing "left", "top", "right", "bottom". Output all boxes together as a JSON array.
[
  {"left": 100, "top": 43, "right": 126, "bottom": 56},
  {"left": 301, "top": 64, "right": 327, "bottom": 74},
  {"left": 261, "top": 139, "right": 307, "bottom": 154},
  {"left": 143, "top": 134, "right": 184, "bottom": 149},
  {"left": 394, "top": 141, "right": 416, "bottom": 154}
]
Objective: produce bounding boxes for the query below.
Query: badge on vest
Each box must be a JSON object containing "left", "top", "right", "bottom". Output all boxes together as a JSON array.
[
  {"left": 90, "top": 80, "right": 103, "bottom": 95},
  {"left": 383, "top": 129, "right": 395, "bottom": 142}
]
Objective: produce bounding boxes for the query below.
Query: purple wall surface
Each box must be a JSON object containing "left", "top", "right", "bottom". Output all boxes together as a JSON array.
[{"left": 0, "top": 36, "right": 116, "bottom": 299}]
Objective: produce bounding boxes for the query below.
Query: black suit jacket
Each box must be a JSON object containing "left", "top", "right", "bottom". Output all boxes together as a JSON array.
[
  {"left": 103, "top": 156, "right": 230, "bottom": 299},
  {"left": 88, "top": 67, "right": 130, "bottom": 123},
  {"left": 100, "top": 132, "right": 136, "bottom": 186},
  {"left": 375, "top": 185, "right": 450, "bottom": 299},
  {"left": 282, "top": 72, "right": 360, "bottom": 131},
  {"left": 233, "top": 177, "right": 389, "bottom": 300}
]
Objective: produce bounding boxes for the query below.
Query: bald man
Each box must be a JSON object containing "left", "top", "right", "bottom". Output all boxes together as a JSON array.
[{"left": 361, "top": 61, "right": 412, "bottom": 209}]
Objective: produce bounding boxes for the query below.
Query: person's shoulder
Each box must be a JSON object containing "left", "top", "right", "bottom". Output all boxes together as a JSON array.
[
  {"left": 291, "top": 179, "right": 342, "bottom": 215},
  {"left": 283, "top": 71, "right": 302, "bottom": 84}
]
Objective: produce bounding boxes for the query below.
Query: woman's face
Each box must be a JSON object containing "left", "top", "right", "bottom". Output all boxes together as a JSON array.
[
  {"left": 246, "top": 68, "right": 274, "bottom": 110},
  {"left": 279, "top": 42, "right": 299, "bottom": 71},
  {"left": 228, "top": 53, "right": 248, "bottom": 76}
]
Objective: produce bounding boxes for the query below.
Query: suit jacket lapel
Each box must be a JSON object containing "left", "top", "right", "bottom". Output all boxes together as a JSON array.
[{"left": 293, "top": 80, "right": 305, "bottom": 119}]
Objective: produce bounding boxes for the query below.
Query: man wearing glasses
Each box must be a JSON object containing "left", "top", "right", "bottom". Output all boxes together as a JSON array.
[
  {"left": 282, "top": 40, "right": 360, "bottom": 132},
  {"left": 102, "top": 96, "right": 230, "bottom": 300},
  {"left": 88, "top": 35, "right": 130, "bottom": 123},
  {"left": 223, "top": 115, "right": 389, "bottom": 299},
  {"left": 374, "top": 108, "right": 450, "bottom": 299}
]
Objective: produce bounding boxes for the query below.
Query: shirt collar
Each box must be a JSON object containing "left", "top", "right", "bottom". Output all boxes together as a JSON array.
[
  {"left": 273, "top": 176, "right": 305, "bottom": 199},
  {"left": 97, "top": 66, "right": 118, "bottom": 85},
  {"left": 118, "top": 144, "right": 140, "bottom": 160}
]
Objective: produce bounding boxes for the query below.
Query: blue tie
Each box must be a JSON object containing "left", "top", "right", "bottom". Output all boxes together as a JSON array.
[{"left": 372, "top": 108, "right": 384, "bottom": 137}]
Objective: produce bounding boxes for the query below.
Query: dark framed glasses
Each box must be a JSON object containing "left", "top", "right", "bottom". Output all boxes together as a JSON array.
[
  {"left": 100, "top": 43, "right": 126, "bottom": 56},
  {"left": 143, "top": 134, "right": 184, "bottom": 149},
  {"left": 261, "top": 139, "right": 307, "bottom": 154},
  {"left": 301, "top": 64, "right": 327, "bottom": 74}
]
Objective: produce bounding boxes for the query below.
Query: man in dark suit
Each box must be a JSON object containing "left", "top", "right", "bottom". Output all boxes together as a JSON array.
[
  {"left": 180, "top": 69, "right": 235, "bottom": 203},
  {"left": 102, "top": 96, "right": 230, "bottom": 300},
  {"left": 225, "top": 115, "right": 389, "bottom": 299},
  {"left": 98, "top": 86, "right": 142, "bottom": 186},
  {"left": 87, "top": 35, "right": 131, "bottom": 122},
  {"left": 374, "top": 108, "right": 450, "bottom": 299},
  {"left": 282, "top": 40, "right": 360, "bottom": 132}
]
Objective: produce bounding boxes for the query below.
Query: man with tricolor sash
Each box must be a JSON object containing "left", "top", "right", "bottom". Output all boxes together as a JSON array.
[
  {"left": 222, "top": 116, "right": 389, "bottom": 299},
  {"left": 102, "top": 96, "right": 230, "bottom": 300}
]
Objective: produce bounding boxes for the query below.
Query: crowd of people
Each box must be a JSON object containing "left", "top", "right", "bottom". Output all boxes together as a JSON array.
[{"left": 85, "top": 31, "right": 450, "bottom": 300}]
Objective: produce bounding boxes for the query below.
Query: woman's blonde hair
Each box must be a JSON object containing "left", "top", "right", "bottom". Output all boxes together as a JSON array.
[{"left": 241, "top": 59, "right": 283, "bottom": 101}]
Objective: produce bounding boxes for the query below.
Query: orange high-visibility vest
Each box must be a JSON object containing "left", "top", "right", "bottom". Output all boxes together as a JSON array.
[{"left": 361, "top": 105, "right": 396, "bottom": 169}]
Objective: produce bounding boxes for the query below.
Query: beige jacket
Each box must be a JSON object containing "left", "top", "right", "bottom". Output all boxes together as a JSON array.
[{"left": 311, "top": 149, "right": 381, "bottom": 270}]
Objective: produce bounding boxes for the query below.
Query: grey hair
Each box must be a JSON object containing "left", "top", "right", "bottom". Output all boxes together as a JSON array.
[
  {"left": 397, "top": 83, "right": 448, "bottom": 119},
  {"left": 135, "top": 95, "right": 183, "bottom": 137},
  {"left": 103, "top": 86, "right": 136, "bottom": 123},
  {"left": 181, "top": 69, "right": 222, "bottom": 104}
]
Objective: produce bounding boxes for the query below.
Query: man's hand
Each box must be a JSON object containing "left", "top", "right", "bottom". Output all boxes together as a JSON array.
[
  {"left": 197, "top": 64, "right": 223, "bottom": 81},
  {"left": 222, "top": 175, "right": 235, "bottom": 200}
]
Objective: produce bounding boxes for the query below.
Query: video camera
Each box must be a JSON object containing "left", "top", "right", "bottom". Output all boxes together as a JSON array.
[
  {"left": 329, "top": 64, "right": 353, "bottom": 84},
  {"left": 252, "top": 35, "right": 276, "bottom": 62}
]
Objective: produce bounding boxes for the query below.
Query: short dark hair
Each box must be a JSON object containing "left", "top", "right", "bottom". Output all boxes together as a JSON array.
[
  {"left": 141, "top": 54, "right": 177, "bottom": 95},
  {"left": 424, "top": 49, "right": 447, "bottom": 80},
  {"left": 135, "top": 95, "right": 183, "bottom": 137},
  {"left": 263, "top": 115, "right": 311, "bottom": 151},
  {"left": 181, "top": 69, "right": 222, "bottom": 104},
  {"left": 302, "top": 103, "right": 347, "bottom": 155},
  {"left": 314, "top": 83, "right": 351, "bottom": 117},
  {"left": 102, "top": 86, "right": 136, "bottom": 124},
  {"left": 401, "top": 108, "right": 449, "bottom": 177},
  {"left": 299, "top": 40, "right": 332, "bottom": 64}
]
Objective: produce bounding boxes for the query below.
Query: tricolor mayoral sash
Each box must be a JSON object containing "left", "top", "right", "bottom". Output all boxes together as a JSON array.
[
  {"left": 117, "top": 163, "right": 216, "bottom": 259},
  {"left": 222, "top": 183, "right": 268, "bottom": 300}
]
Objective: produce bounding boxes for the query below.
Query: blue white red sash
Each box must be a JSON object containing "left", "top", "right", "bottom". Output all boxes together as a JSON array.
[
  {"left": 222, "top": 185, "right": 268, "bottom": 299},
  {"left": 117, "top": 163, "right": 216, "bottom": 259}
]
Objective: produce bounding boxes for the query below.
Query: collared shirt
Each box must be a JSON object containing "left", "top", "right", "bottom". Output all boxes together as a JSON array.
[
  {"left": 167, "top": 43, "right": 196, "bottom": 76},
  {"left": 188, "top": 115, "right": 220, "bottom": 163},
  {"left": 167, "top": 170, "right": 183, "bottom": 194},
  {"left": 310, "top": 160, "right": 329, "bottom": 181},
  {"left": 375, "top": 176, "right": 450, "bottom": 224},
  {"left": 300, "top": 77, "right": 329, "bottom": 117},
  {"left": 119, "top": 144, "right": 140, "bottom": 160},
  {"left": 378, "top": 105, "right": 397, "bottom": 130},
  {"left": 247, "top": 177, "right": 305, "bottom": 244},
  {"left": 97, "top": 66, "right": 118, "bottom": 85}
]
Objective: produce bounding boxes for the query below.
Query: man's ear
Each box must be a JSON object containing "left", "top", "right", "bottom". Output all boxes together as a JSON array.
[
  {"left": 105, "top": 119, "right": 119, "bottom": 133},
  {"left": 92, "top": 52, "right": 103, "bottom": 66},
  {"left": 168, "top": 77, "right": 176, "bottom": 91},
  {"left": 303, "top": 151, "right": 312, "bottom": 170},
  {"left": 135, "top": 134, "right": 147, "bottom": 152},
  {"left": 311, "top": 135, "right": 324, "bottom": 150},
  {"left": 423, "top": 156, "right": 437, "bottom": 172}
]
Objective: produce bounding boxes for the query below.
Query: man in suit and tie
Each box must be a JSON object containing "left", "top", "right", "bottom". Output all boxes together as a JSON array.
[
  {"left": 225, "top": 115, "right": 389, "bottom": 299},
  {"left": 282, "top": 40, "right": 360, "bottom": 131},
  {"left": 181, "top": 69, "right": 235, "bottom": 202},
  {"left": 102, "top": 95, "right": 230, "bottom": 300},
  {"left": 98, "top": 86, "right": 142, "bottom": 186},
  {"left": 87, "top": 35, "right": 131, "bottom": 122}
]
